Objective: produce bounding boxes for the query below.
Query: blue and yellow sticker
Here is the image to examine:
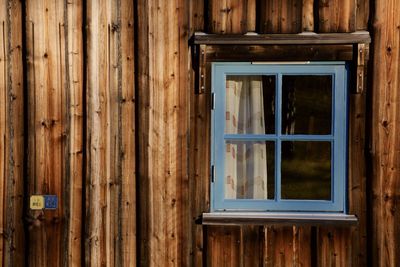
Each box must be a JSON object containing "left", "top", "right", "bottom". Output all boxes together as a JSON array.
[{"left": 30, "top": 195, "right": 58, "bottom": 210}]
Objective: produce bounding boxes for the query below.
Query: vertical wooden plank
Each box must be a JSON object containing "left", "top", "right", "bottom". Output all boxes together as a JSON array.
[
  {"left": 119, "top": 0, "right": 136, "bottom": 265},
  {"left": 293, "top": 226, "right": 312, "bottom": 267},
  {"left": 138, "top": 0, "right": 189, "bottom": 265},
  {"left": 302, "top": 0, "right": 314, "bottom": 32},
  {"left": 356, "top": 0, "right": 369, "bottom": 30},
  {"left": 63, "top": 1, "right": 83, "bottom": 266},
  {"left": 85, "top": 2, "right": 109, "bottom": 265},
  {"left": 207, "top": 226, "right": 241, "bottom": 267},
  {"left": 318, "top": 0, "right": 356, "bottom": 33},
  {"left": 317, "top": 227, "right": 352, "bottom": 267},
  {"left": 241, "top": 226, "right": 262, "bottom": 267},
  {"left": 264, "top": 227, "right": 293, "bottom": 267},
  {"left": 264, "top": 226, "right": 311, "bottom": 267},
  {"left": 371, "top": 0, "right": 400, "bottom": 265},
  {"left": 86, "top": 0, "right": 136, "bottom": 266},
  {"left": 258, "top": 0, "right": 302, "bottom": 33},
  {"left": 1, "top": 2, "right": 8, "bottom": 265},
  {"left": 348, "top": 43, "right": 368, "bottom": 267},
  {"left": 189, "top": 50, "right": 210, "bottom": 267},
  {"left": 189, "top": 0, "right": 204, "bottom": 32},
  {"left": 26, "top": 0, "right": 74, "bottom": 265},
  {"left": 208, "top": 0, "right": 256, "bottom": 34},
  {"left": 0, "top": 0, "right": 24, "bottom": 266},
  {"left": 26, "top": 0, "right": 83, "bottom": 265},
  {"left": 189, "top": 1, "right": 206, "bottom": 266}
]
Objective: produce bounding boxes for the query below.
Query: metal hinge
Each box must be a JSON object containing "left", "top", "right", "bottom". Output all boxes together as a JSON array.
[{"left": 211, "top": 165, "right": 215, "bottom": 183}]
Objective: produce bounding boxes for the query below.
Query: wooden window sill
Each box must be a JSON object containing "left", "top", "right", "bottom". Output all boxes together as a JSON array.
[{"left": 202, "top": 212, "right": 358, "bottom": 226}]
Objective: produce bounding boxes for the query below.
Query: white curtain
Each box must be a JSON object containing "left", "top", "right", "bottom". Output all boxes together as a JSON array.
[{"left": 225, "top": 76, "right": 268, "bottom": 199}]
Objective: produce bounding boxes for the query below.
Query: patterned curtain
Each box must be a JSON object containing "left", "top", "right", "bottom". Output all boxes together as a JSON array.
[{"left": 225, "top": 76, "right": 268, "bottom": 199}]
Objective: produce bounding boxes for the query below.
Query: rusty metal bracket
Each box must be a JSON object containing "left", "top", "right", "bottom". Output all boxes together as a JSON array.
[
  {"left": 355, "top": 43, "right": 369, "bottom": 94},
  {"left": 192, "top": 44, "right": 207, "bottom": 94}
]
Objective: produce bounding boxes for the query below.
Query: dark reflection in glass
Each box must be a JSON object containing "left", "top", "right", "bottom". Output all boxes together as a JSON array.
[
  {"left": 224, "top": 141, "right": 275, "bottom": 200},
  {"left": 281, "top": 141, "right": 331, "bottom": 200},
  {"left": 225, "top": 75, "right": 275, "bottom": 134},
  {"left": 282, "top": 75, "right": 332, "bottom": 135}
]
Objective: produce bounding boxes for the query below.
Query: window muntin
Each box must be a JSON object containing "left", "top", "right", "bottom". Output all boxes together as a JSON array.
[{"left": 211, "top": 62, "right": 347, "bottom": 212}]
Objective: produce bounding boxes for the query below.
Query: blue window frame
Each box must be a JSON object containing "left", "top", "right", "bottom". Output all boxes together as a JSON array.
[{"left": 211, "top": 62, "right": 347, "bottom": 212}]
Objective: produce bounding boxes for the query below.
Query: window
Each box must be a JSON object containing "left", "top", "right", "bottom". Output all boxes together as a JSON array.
[{"left": 211, "top": 62, "right": 347, "bottom": 213}]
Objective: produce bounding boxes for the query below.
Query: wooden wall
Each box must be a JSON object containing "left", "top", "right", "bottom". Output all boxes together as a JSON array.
[
  {"left": 0, "top": 0, "right": 399, "bottom": 266},
  {"left": 0, "top": 1, "right": 24, "bottom": 266},
  {"left": 370, "top": 0, "right": 400, "bottom": 266}
]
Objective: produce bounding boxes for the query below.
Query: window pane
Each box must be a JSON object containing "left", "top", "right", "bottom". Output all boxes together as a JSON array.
[
  {"left": 281, "top": 141, "right": 331, "bottom": 200},
  {"left": 225, "top": 141, "right": 275, "bottom": 199},
  {"left": 225, "top": 75, "right": 275, "bottom": 134},
  {"left": 282, "top": 75, "right": 332, "bottom": 135}
]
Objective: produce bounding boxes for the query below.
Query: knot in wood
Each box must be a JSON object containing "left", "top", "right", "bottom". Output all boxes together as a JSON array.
[
  {"left": 220, "top": 7, "right": 232, "bottom": 13},
  {"left": 111, "top": 23, "right": 120, "bottom": 32}
]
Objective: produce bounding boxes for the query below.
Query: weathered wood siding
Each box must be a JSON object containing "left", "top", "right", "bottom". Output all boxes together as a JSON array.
[
  {"left": 137, "top": 0, "right": 189, "bottom": 265},
  {"left": 0, "top": 0, "right": 399, "bottom": 266},
  {"left": 371, "top": 0, "right": 400, "bottom": 266},
  {"left": 0, "top": 1, "right": 24, "bottom": 266},
  {"left": 25, "top": 0, "right": 83, "bottom": 265},
  {"left": 85, "top": 0, "right": 135, "bottom": 266}
]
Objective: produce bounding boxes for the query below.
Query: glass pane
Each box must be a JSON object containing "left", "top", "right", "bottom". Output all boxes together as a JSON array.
[
  {"left": 281, "top": 141, "right": 331, "bottom": 200},
  {"left": 224, "top": 141, "right": 275, "bottom": 199},
  {"left": 225, "top": 75, "right": 275, "bottom": 134},
  {"left": 282, "top": 75, "right": 332, "bottom": 135}
]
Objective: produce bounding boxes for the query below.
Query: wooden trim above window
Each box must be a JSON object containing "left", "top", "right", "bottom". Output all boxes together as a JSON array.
[{"left": 192, "top": 31, "right": 371, "bottom": 45}]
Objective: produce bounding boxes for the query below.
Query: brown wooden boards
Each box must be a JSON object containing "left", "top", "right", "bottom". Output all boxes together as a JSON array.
[
  {"left": 302, "top": 0, "right": 314, "bottom": 31},
  {"left": 318, "top": 0, "right": 356, "bottom": 32},
  {"left": 0, "top": 1, "right": 398, "bottom": 266},
  {"left": 138, "top": 0, "right": 189, "bottom": 265},
  {"left": 208, "top": 0, "right": 256, "bottom": 34},
  {"left": 356, "top": 0, "right": 369, "bottom": 30},
  {"left": 25, "top": 0, "right": 83, "bottom": 265},
  {"left": 207, "top": 226, "right": 241, "bottom": 267},
  {"left": 85, "top": 0, "right": 135, "bottom": 266},
  {"left": 192, "top": 32, "right": 371, "bottom": 45},
  {"left": 63, "top": 1, "right": 84, "bottom": 266},
  {"left": 0, "top": 0, "right": 24, "bottom": 266},
  {"left": 371, "top": 0, "right": 400, "bottom": 265},
  {"left": 189, "top": 2, "right": 208, "bottom": 266},
  {"left": 259, "top": 0, "right": 303, "bottom": 33},
  {"left": 348, "top": 43, "right": 369, "bottom": 266}
]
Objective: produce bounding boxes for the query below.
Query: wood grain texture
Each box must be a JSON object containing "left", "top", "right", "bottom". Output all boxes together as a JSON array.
[
  {"left": 189, "top": 0, "right": 204, "bottom": 32},
  {"left": 85, "top": 0, "right": 135, "bottom": 266},
  {"left": 207, "top": 226, "right": 241, "bottom": 267},
  {"left": 258, "top": 0, "right": 302, "bottom": 33},
  {"left": 302, "top": 0, "right": 314, "bottom": 31},
  {"left": 25, "top": 0, "right": 83, "bottom": 265},
  {"left": 348, "top": 43, "right": 368, "bottom": 267},
  {"left": 119, "top": 1, "right": 136, "bottom": 265},
  {"left": 241, "top": 226, "right": 262, "bottom": 266},
  {"left": 356, "top": 0, "right": 369, "bottom": 30},
  {"left": 317, "top": 227, "right": 352, "bottom": 267},
  {"left": 208, "top": 0, "right": 256, "bottom": 34},
  {"left": 371, "top": 0, "right": 400, "bottom": 265},
  {"left": 189, "top": 48, "right": 210, "bottom": 266},
  {"left": 0, "top": 0, "right": 24, "bottom": 266},
  {"left": 137, "top": 0, "right": 189, "bottom": 265},
  {"left": 263, "top": 226, "right": 311, "bottom": 267},
  {"left": 62, "top": 1, "right": 83, "bottom": 266},
  {"left": 188, "top": 2, "right": 207, "bottom": 266},
  {"left": 318, "top": 0, "right": 356, "bottom": 32}
]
